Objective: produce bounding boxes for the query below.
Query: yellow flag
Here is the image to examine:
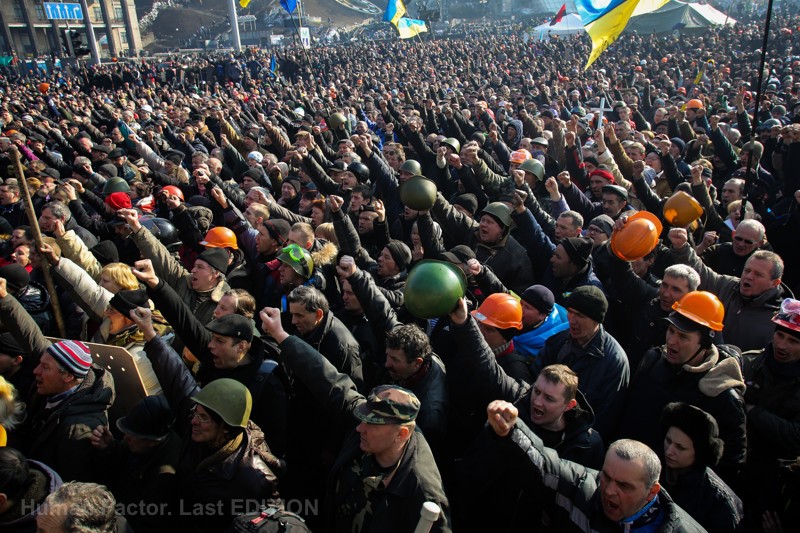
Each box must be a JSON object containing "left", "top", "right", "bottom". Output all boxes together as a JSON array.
[{"left": 239, "top": 0, "right": 251, "bottom": 7}]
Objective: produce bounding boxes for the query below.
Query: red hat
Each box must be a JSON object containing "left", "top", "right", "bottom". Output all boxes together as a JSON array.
[
  {"left": 677, "top": 87, "right": 687, "bottom": 94},
  {"left": 105, "top": 191, "right": 132, "bottom": 210},
  {"left": 589, "top": 169, "right": 616, "bottom": 184}
]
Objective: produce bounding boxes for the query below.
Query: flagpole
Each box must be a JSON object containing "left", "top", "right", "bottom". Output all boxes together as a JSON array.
[
  {"left": 287, "top": 5, "right": 328, "bottom": 89},
  {"left": 227, "top": 0, "right": 242, "bottom": 51},
  {"left": 740, "top": 0, "right": 774, "bottom": 222}
]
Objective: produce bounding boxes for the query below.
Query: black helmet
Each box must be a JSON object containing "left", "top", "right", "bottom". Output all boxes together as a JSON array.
[
  {"left": 348, "top": 162, "right": 370, "bottom": 183},
  {"left": 141, "top": 217, "right": 182, "bottom": 253}
]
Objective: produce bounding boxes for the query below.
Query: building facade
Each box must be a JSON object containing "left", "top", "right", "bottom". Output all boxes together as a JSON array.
[{"left": 0, "top": 0, "right": 142, "bottom": 59}]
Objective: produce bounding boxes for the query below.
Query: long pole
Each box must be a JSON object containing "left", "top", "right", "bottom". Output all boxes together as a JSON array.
[
  {"left": 78, "top": 0, "right": 101, "bottom": 64},
  {"left": 9, "top": 148, "right": 66, "bottom": 338},
  {"left": 228, "top": 0, "right": 242, "bottom": 51},
  {"left": 740, "top": 0, "right": 774, "bottom": 222},
  {"left": 288, "top": 6, "right": 327, "bottom": 88}
]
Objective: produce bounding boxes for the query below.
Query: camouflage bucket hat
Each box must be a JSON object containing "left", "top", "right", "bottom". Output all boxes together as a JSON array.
[{"left": 354, "top": 385, "right": 421, "bottom": 425}]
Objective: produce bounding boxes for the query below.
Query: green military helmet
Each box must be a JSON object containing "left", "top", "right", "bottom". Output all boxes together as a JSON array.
[
  {"left": 404, "top": 260, "right": 467, "bottom": 319},
  {"left": 441, "top": 138, "right": 461, "bottom": 154},
  {"left": 518, "top": 158, "right": 545, "bottom": 181},
  {"left": 480, "top": 202, "right": 514, "bottom": 229},
  {"left": 400, "top": 175, "right": 437, "bottom": 211},
  {"left": 399, "top": 159, "right": 422, "bottom": 176},
  {"left": 192, "top": 378, "right": 252, "bottom": 428},
  {"left": 103, "top": 177, "right": 131, "bottom": 195},
  {"left": 327, "top": 112, "right": 348, "bottom": 129},
  {"left": 277, "top": 244, "right": 314, "bottom": 279}
]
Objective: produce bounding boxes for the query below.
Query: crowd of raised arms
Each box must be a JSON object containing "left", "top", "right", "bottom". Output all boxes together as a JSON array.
[{"left": 0, "top": 3, "right": 797, "bottom": 533}]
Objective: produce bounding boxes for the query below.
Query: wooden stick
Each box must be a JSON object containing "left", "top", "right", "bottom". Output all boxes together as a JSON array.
[{"left": 9, "top": 147, "right": 66, "bottom": 338}]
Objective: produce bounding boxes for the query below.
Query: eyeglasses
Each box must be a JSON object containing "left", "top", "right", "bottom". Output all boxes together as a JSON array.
[
  {"left": 189, "top": 406, "right": 214, "bottom": 424},
  {"left": 733, "top": 235, "right": 756, "bottom": 245}
]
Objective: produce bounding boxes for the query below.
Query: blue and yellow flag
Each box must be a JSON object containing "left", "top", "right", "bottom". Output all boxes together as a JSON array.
[
  {"left": 269, "top": 54, "right": 278, "bottom": 78},
  {"left": 396, "top": 17, "right": 427, "bottom": 39},
  {"left": 576, "top": 0, "right": 668, "bottom": 69},
  {"left": 383, "top": 0, "right": 407, "bottom": 26}
]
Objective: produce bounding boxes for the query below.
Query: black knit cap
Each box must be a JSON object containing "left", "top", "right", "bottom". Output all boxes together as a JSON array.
[
  {"left": 565, "top": 285, "right": 608, "bottom": 323},
  {"left": 0, "top": 264, "right": 30, "bottom": 294},
  {"left": 385, "top": 241, "right": 412, "bottom": 271},
  {"left": 90, "top": 241, "right": 119, "bottom": 265},
  {"left": 521, "top": 285, "right": 555, "bottom": 314},
  {"left": 109, "top": 289, "right": 149, "bottom": 317},
  {"left": 196, "top": 248, "right": 229, "bottom": 273},
  {"left": 560, "top": 237, "right": 593, "bottom": 270},
  {"left": 117, "top": 395, "right": 174, "bottom": 441}
]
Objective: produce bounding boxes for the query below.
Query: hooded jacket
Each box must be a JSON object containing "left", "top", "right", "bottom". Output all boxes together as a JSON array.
[
  {"left": 616, "top": 344, "right": 747, "bottom": 478},
  {"left": 0, "top": 460, "right": 62, "bottom": 533},
  {"left": 12, "top": 281, "right": 54, "bottom": 337},
  {"left": 513, "top": 304, "right": 570, "bottom": 360}
]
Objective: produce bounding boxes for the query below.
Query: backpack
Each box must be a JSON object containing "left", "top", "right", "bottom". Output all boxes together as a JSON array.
[{"left": 228, "top": 507, "right": 311, "bottom": 533}]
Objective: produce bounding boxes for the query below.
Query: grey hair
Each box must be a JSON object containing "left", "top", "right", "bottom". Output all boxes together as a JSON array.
[
  {"left": 747, "top": 250, "right": 784, "bottom": 280},
  {"left": 663, "top": 264, "right": 701, "bottom": 292},
  {"left": 43, "top": 201, "right": 71, "bottom": 221},
  {"left": 43, "top": 482, "right": 117, "bottom": 533},
  {"left": 559, "top": 210, "right": 584, "bottom": 229},
  {"left": 287, "top": 285, "right": 329, "bottom": 314},
  {"left": 608, "top": 439, "right": 662, "bottom": 488},
  {"left": 736, "top": 219, "right": 766, "bottom": 241}
]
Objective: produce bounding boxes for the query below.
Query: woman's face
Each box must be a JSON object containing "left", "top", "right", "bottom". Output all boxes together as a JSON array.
[
  {"left": 410, "top": 224, "right": 421, "bottom": 247},
  {"left": 663, "top": 426, "right": 696, "bottom": 470},
  {"left": 11, "top": 245, "right": 30, "bottom": 267}
]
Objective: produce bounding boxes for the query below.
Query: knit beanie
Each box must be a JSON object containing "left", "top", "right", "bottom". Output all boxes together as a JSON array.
[
  {"left": 90, "top": 241, "right": 120, "bottom": 265},
  {"left": 385, "top": 241, "right": 412, "bottom": 271},
  {"left": 0, "top": 264, "right": 30, "bottom": 294},
  {"left": 196, "top": 248, "right": 229, "bottom": 274},
  {"left": 565, "top": 286, "right": 608, "bottom": 323},
  {"left": 105, "top": 192, "right": 132, "bottom": 210},
  {"left": 560, "top": 237, "right": 593, "bottom": 270},
  {"left": 588, "top": 215, "right": 614, "bottom": 238},
  {"left": 46, "top": 340, "right": 92, "bottom": 377},
  {"left": 521, "top": 285, "right": 555, "bottom": 314}
]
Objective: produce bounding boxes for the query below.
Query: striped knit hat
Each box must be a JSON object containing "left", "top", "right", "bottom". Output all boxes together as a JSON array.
[{"left": 46, "top": 341, "right": 92, "bottom": 377}]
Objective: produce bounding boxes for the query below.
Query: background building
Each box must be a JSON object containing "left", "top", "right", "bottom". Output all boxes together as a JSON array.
[{"left": 0, "top": 0, "right": 142, "bottom": 59}]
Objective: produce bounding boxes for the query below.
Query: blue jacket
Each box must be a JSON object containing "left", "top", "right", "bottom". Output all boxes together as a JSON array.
[{"left": 514, "top": 304, "right": 570, "bottom": 360}]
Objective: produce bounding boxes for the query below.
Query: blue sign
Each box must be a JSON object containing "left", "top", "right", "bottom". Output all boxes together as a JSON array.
[{"left": 44, "top": 3, "right": 84, "bottom": 20}]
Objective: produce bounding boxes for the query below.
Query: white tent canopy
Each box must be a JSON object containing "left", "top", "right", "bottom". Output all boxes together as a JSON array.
[{"left": 532, "top": 13, "right": 585, "bottom": 39}]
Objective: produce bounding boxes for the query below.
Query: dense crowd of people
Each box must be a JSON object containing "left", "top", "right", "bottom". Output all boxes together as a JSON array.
[{"left": 0, "top": 3, "right": 798, "bottom": 532}]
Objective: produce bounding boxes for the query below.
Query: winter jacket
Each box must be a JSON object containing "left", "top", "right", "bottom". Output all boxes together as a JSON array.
[
  {"left": 130, "top": 222, "right": 229, "bottom": 328},
  {"left": 494, "top": 419, "right": 705, "bottom": 532},
  {"left": 0, "top": 460, "right": 62, "bottom": 533},
  {"left": 145, "top": 279, "right": 288, "bottom": 456},
  {"left": 431, "top": 193, "right": 534, "bottom": 295},
  {"left": 742, "top": 344, "right": 800, "bottom": 462},
  {"left": 513, "top": 304, "right": 570, "bottom": 361},
  {"left": 671, "top": 243, "right": 789, "bottom": 351},
  {"left": 143, "top": 335, "right": 282, "bottom": 533},
  {"left": 277, "top": 335, "right": 451, "bottom": 533},
  {"left": 617, "top": 344, "right": 747, "bottom": 478},
  {"left": 534, "top": 327, "right": 629, "bottom": 440},
  {"left": 25, "top": 366, "right": 115, "bottom": 482},
  {"left": 661, "top": 466, "right": 743, "bottom": 533},
  {"left": 10, "top": 281, "right": 54, "bottom": 337}
]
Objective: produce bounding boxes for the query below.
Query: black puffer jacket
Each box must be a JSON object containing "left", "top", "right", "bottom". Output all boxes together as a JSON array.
[
  {"left": 661, "top": 466, "right": 743, "bottom": 533},
  {"left": 494, "top": 419, "right": 706, "bottom": 532},
  {"left": 12, "top": 281, "right": 54, "bottom": 336}
]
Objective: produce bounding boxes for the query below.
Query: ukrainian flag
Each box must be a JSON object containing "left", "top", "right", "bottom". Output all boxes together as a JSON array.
[
  {"left": 576, "top": 0, "right": 667, "bottom": 69},
  {"left": 396, "top": 17, "right": 427, "bottom": 39},
  {"left": 383, "top": 0, "right": 407, "bottom": 26}
]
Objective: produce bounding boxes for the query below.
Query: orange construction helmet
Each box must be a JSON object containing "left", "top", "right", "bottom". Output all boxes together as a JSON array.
[
  {"left": 610, "top": 211, "right": 663, "bottom": 262},
  {"left": 510, "top": 149, "right": 532, "bottom": 165},
  {"left": 663, "top": 191, "right": 703, "bottom": 227},
  {"left": 670, "top": 291, "right": 725, "bottom": 331},
  {"left": 161, "top": 185, "right": 184, "bottom": 201},
  {"left": 685, "top": 99, "right": 704, "bottom": 110},
  {"left": 37, "top": 82, "right": 50, "bottom": 94},
  {"left": 471, "top": 293, "right": 523, "bottom": 330},
  {"left": 200, "top": 227, "right": 238, "bottom": 250}
]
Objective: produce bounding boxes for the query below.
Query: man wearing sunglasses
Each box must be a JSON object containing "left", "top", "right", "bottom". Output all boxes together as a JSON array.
[{"left": 702, "top": 219, "right": 767, "bottom": 278}]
